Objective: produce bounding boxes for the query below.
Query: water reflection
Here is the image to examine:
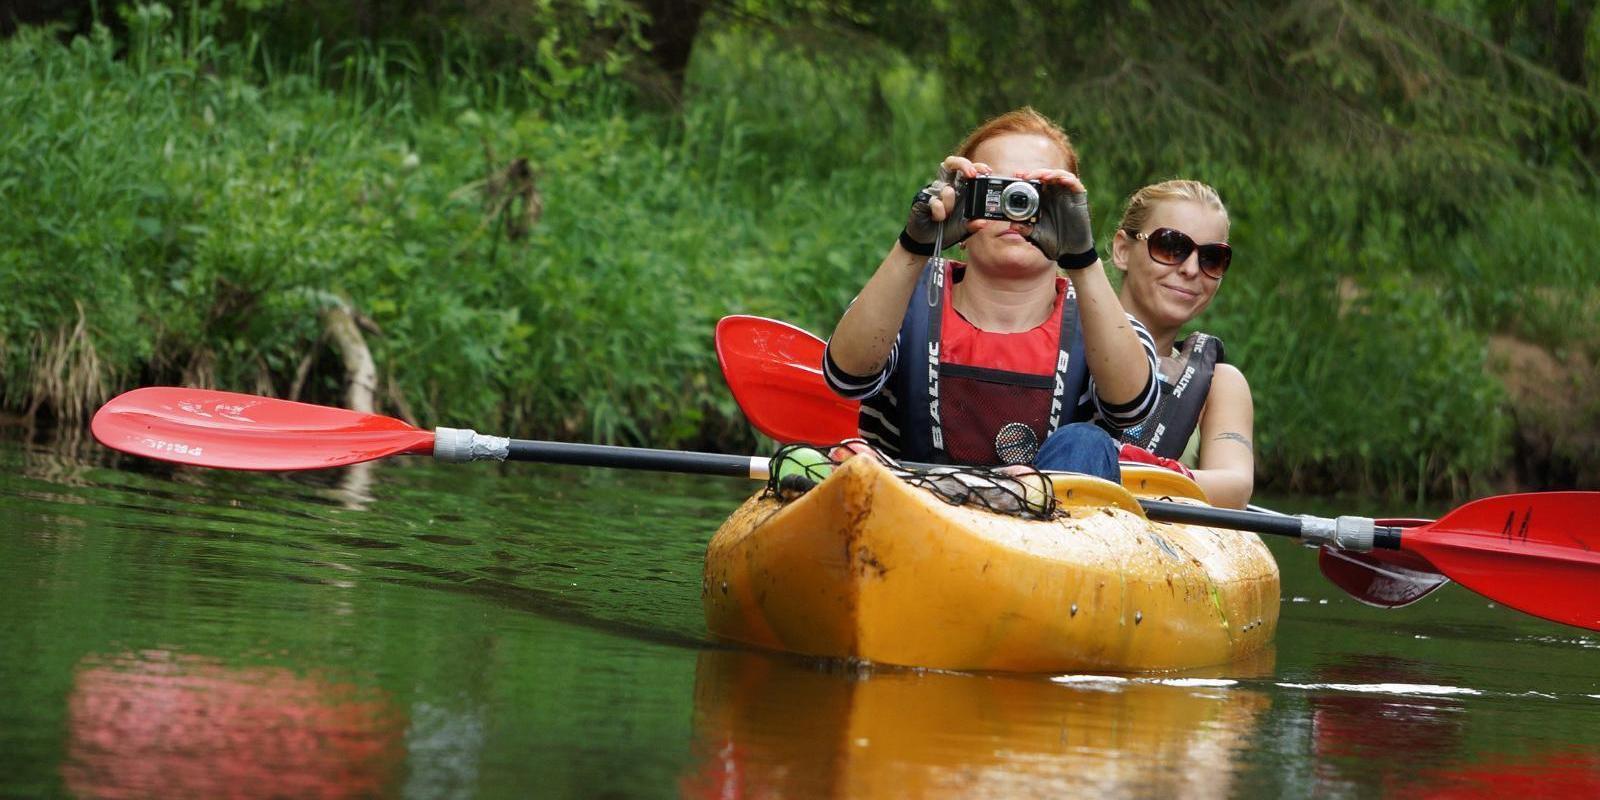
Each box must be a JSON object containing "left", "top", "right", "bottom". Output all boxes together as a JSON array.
[
  {"left": 1307, "top": 656, "right": 1468, "bottom": 793},
  {"left": 1290, "top": 653, "right": 1600, "bottom": 795},
  {"left": 12, "top": 433, "right": 98, "bottom": 494},
  {"left": 12, "top": 433, "right": 1600, "bottom": 798},
  {"left": 331, "top": 461, "right": 377, "bottom": 510},
  {"left": 682, "top": 650, "right": 1273, "bottom": 799},
  {"left": 1416, "top": 747, "right": 1600, "bottom": 796},
  {"left": 62, "top": 650, "right": 406, "bottom": 798}
]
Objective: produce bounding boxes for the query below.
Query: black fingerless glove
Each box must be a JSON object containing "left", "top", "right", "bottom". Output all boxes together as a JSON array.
[
  {"left": 1027, "top": 186, "right": 1099, "bottom": 269},
  {"left": 901, "top": 166, "right": 971, "bottom": 255}
]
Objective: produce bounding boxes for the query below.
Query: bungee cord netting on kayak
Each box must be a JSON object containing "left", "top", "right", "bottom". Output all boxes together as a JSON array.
[{"left": 765, "top": 442, "right": 1057, "bottom": 520}]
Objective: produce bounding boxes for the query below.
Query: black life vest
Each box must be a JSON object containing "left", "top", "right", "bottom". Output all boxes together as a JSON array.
[
  {"left": 857, "top": 259, "right": 1086, "bottom": 465},
  {"left": 1115, "top": 333, "right": 1224, "bottom": 460}
]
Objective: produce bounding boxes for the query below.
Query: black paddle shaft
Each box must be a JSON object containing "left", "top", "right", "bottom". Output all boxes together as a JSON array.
[
  {"left": 1141, "top": 499, "right": 1403, "bottom": 550},
  {"left": 507, "top": 439, "right": 762, "bottom": 478},
  {"left": 503, "top": 442, "right": 1404, "bottom": 551},
  {"left": 439, "top": 428, "right": 1399, "bottom": 551}
]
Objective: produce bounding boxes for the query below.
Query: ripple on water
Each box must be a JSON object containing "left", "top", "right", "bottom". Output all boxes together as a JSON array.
[{"left": 9, "top": 436, "right": 1600, "bottom": 799}]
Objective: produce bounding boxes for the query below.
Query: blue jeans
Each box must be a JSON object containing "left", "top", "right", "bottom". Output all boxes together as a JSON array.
[{"left": 1033, "top": 422, "right": 1120, "bottom": 483}]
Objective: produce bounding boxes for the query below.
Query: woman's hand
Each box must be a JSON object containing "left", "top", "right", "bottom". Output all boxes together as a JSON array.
[
  {"left": 902, "top": 156, "right": 989, "bottom": 253},
  {"left": 1017, "top": 168, "right": 1097, "bottom": 268}
]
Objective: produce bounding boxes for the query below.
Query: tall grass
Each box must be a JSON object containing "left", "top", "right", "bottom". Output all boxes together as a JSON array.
[
  {"left": 1, "top": 5, "right": 1592, "bottom": 496},
  {"left": 0, "top": 12, "right": 937, "bottom": 449}
]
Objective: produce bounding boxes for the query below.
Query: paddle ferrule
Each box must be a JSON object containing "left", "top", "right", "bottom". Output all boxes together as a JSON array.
[
  {"left": 1373, "top": 526, "right": 1403, "bottom": 550},
  {"left": 1300, "top": 515, "right": 1376, "bottom": 552},
  {"left": 433, "top": 427, "right": 511, "bottom": 463}
]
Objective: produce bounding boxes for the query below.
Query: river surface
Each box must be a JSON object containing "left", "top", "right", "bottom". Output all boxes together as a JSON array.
[{"left": 3, "top": 433, "right": 1598, "bottom": 798}]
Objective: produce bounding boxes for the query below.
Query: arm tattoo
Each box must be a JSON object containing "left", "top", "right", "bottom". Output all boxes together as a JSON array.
[{"left": 1214, "top": 432, "right": 1253, "bottom": 452}]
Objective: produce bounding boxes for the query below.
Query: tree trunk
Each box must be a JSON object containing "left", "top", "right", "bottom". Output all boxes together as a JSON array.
[
  {"left": 1, "top": 0, "right": 98, "bottom": 37},
  {"left": 322, "top": 305, "right": 377, "bottom": 414},
  {"left": 637, "top": 0, "right": 711, "bottom": 93}
]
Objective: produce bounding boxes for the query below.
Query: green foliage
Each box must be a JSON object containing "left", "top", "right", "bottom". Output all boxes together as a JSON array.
[
  {"left": 2, "top": 0, "right": 1596, "bottom": 494},
  {"left": 0, "top": 14, "right": 713, "bottom": 441}
]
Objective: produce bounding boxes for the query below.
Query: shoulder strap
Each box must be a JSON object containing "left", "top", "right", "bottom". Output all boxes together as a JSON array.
[
  {"left": 1119, "top": 331, "right": 1224, "bottom": 459},
  {"left": 911, "top": 258, "right": 944, "bottom": 459},
  {"left": 1170, "top": 332, "right": 1224, "bottom": 406},
  {"left": 1050, "top": 284, "right": 1087, "bottom": 434}
]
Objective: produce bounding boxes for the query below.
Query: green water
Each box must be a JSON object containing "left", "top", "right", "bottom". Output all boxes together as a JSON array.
[{"left": 3, "top": 435, "right": 1598, "bottom": 798}]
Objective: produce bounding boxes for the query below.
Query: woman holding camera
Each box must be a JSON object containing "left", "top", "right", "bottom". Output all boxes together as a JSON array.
[
  {"left": 823, "top": 108, "right": 1157, "bottom": 481},
  {"left": 1108, "top": 180, "right": 1254, "bottom": 508}
]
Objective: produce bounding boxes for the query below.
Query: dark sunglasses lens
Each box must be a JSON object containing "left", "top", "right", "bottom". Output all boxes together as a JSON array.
[
  {"left": 1147, "top": 228, "right": 1194, "bottom": 265},
  {"left": 1198, "top": 244, "right": 1232, "bottom": 278}
]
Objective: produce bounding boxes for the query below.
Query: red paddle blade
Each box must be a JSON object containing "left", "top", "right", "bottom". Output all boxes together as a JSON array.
[
  {"left": 1405, "top": 492, "right": 1600, "bottom": 630},
  {"left": 1319, "top": 546, "right": 1449, "bottom": 609},
  {"left": 91, "top": 387, "right": 435, "bottom": 471},
  {"left": 714, "top": 315, "right": 858, "bottom": 444}
]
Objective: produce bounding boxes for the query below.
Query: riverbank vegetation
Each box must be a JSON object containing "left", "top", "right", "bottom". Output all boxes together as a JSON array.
[{"left": 2, "top": 1, "right": 1597, "bottom": 497}]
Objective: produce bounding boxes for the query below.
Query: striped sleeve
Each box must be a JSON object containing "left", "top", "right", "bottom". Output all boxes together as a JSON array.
[
  {"left": 823, "top": 339, "right": 897, "bottom": 401},
  {"left": 1088, "top": 314, "right": 1159, "bottom": 430}
]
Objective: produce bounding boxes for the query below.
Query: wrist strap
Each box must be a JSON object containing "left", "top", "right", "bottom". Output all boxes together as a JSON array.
[
  {"left": 899, "top": 229, "right": 937, "bottom": 257},
  {"left": 1057, "top": 247, "right": 1099, "bottom": 270}
]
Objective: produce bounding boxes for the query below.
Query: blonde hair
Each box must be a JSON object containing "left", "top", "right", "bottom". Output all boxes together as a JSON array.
[
  {"left": 954, "top": 107, "right": 1079, "bottom": 173},
  {"left": 1118, "top": 179, "right": 1229, "bottom": 233}
]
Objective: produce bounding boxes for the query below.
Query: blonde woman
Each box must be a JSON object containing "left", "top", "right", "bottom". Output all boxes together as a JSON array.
[{"left": 1109, "top": 180, "right": 1254, "bottom": 508}]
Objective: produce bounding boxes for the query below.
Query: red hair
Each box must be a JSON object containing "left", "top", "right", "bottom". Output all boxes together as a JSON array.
[{"left": 954, "top": 107, "right": 1079, "bottom": 173}]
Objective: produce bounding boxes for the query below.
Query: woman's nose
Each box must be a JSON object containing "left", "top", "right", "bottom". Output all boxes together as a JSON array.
[{"left": 1176, "top": 250, "right": 1203, "bottom": 276}]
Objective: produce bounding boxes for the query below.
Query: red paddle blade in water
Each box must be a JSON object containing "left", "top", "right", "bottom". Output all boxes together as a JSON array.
[
  {"left": 714, "top": 315, "right": 858, "bottom": 444},
  {"left": 1319, "top": 545, "right": 1449, "bottom": 608},
  {"left": 91, "top": 387, "right": 435, "bottom": 470},
  {"left": 1405, "top": 492, "right": 1600, "bottom": 630}
]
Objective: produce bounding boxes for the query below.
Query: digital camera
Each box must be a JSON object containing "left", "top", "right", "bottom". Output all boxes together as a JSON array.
[{"left": 964, "top": 176, "right": 1042, "bottom": 224}]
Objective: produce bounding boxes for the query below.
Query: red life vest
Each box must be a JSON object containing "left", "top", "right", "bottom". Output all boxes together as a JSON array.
[
  {"left": 853, "top": 259, "right": 1087, "bottom": 465},
  {"left": 930, "top": 262, "right": 1077, "bottom": 464}
]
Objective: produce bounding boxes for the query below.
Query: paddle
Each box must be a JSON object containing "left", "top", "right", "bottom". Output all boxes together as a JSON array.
[
  {"left": 714, "top": 315, "right": 858, "bottom": 444},
  {"left": 1248, "top": 504, "right": 1451, "bottom": 609},
  {"left": 92, "top": 386, "right": 1600, "bottom": 631},
  {"left": 1318, "top": 543, "right": 1449, "bottom": 608},
  {"left": 713, "top": 314, "right": 1457, "bottom": 607}
]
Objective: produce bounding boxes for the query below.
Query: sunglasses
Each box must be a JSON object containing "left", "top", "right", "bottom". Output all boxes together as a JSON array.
[{"left": 1126, "top": 227, "right": 1232, "bottom": 279}]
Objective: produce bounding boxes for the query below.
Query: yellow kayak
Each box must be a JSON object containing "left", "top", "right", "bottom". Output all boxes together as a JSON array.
[{"left": 702, "top": 455, "right": 1279, "bottom": 673}]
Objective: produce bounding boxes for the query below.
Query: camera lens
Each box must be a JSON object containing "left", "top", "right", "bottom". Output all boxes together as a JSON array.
[{"left": 1000, "top": 181, "right": 1040, "bottom": 221}]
